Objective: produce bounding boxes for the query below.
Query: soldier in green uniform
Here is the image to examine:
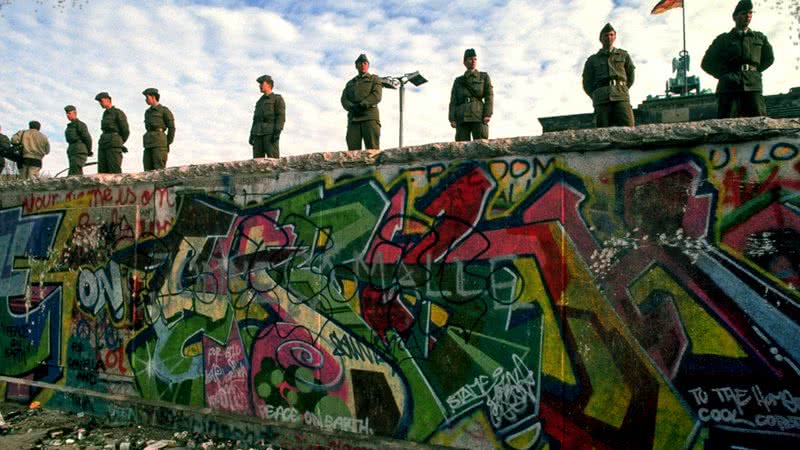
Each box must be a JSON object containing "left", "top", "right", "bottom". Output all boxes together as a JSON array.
[
  {"left": 701, "top": 0, "right": 774, "bottom": 118},
  {"left": 249, "top": 75, "right": 285, "bottom": 158},
  {"left": 95, "top": 92, "right": 129, "bottom": 174},
  {"left": 582, "top": 23, "right": 636, "bottom": 128},
  {"left": 64, "top": 105, "right": 93, "bottom": 176},
  {"left": 449, "top": 48, "right": 493, "bottom": 141},
  {"left": 341, "top": 54, "right": 382, "bottom": 150},
  {"left": 142, "top": 88, "right": 176, "bottom": 171}
]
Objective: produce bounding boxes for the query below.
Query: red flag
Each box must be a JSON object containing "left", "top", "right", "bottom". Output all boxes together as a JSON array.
[{"left": 651, "top": 0, "right": 683, "bottom": 14}]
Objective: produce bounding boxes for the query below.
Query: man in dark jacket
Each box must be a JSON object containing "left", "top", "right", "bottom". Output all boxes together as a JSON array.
[
  {"left": 341, "top": 54, "right": 382, "bottom": 150},
  {"left": 95, "top": 92, "right": 129, "bottom": 174},
  {"left": 249, "top": 75, "right": 285, "bottom": 158},
  {"left": 701, "top": 0, "right": 774, "bottom": 118},
  {"left": 449, "top": 48, "right": 494, "bottom": 141},
  {"left": 582, "top": 23, "right": 636, "bottom": 127},
  {"left": 0, "top": 125, "right": 10, "bottom": 173},
  {"left": 64, "top": 105, "right": 93, "bottom": 176},
  {"left": 142, "top": 88, "right": 176, "bottom": 170}
]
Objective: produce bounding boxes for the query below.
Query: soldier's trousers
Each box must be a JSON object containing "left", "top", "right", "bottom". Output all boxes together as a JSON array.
[
  {"left": 21, "top": 164, "right": 41, "bottom": 179},
  {"left": 252, "top": 135, "right": 279, "bottom": 158},
  {"left": 717, "top": 92, "right": 767, "bottom": 118},
  {"left": 455, "top": 122, "right": 489, "bottom": 141},
  {"left": 346, "top": 120, "right": 380, "bottom": 150},
  {"left": 98, "top": 147, "right": 123, "bottom": 174},
  {"left": 144, "top": 147, "right": 169, "bottom": 171},
  {"left": 68, "top": 153, "right": 87, "bottom": 176},
  {"left": 594, "top": 101, "right": 635, "bottom": 128}
]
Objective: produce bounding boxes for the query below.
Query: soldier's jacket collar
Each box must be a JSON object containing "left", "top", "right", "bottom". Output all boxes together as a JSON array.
[
  {"left": 598, "top": 47, "right": 616, "bottom": 56},
  {"left": 730, "top": 27, "right": 752, "bottom": 36},
  {"left": 463, "top": 69, "right": 480, "bottom": 77}
]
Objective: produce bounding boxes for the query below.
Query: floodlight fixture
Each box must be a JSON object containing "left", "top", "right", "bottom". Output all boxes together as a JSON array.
[
  {"left": 405, "top": 71, "right": 427, "bottom": 87},
  {"left": 385, "top": 70, "right": 427, "bottom": 149}
]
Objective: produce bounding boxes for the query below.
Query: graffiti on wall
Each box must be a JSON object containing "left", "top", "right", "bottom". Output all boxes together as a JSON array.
[{"left": 1, "top": 138, "right": 799, "bottom": 449}]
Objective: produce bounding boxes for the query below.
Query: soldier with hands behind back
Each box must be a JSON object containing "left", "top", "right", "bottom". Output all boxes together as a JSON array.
[
  {"left": 95, "top": 92, "right": 129, "bottom": 174},
  {"left": 64, "top": 105, "right": 93, "bottom": 176},
  {"left": 449, "top": 48, "right": 493, "bottom": 141},
  {"left": 249, "top": 75, "right": 285, "bottom": 158},
  {"left": 582, "top": 23, "right": 636, "bottom": 128},
  {"left": 142, "top": 88, "right": 175, "bottom": 171}
]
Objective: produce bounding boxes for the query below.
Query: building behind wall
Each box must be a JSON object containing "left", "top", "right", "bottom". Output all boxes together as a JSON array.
[{"left": 540, "top": 86, "right": 800, "bottom": 132}]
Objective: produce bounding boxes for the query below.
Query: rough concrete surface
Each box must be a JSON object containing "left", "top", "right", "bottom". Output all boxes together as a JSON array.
[{"left": 1, "top": 117, "right": 797, "bottom": 192}]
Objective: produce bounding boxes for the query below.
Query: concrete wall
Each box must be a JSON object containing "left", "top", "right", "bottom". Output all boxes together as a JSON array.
[{"left": 1, "top": 118, "right": 799, "bottom": 449}]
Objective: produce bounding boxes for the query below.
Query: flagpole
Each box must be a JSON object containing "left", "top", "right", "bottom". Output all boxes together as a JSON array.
[{"left": 682, "top": 0, "right": 688, "bottom": 96}]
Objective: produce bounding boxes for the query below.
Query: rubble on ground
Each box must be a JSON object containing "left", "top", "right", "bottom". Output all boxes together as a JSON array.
[{"left": 0, "top": 402, "right": 278, "bottom": 450}]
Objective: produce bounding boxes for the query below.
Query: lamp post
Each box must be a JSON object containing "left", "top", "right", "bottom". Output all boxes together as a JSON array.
[{"left": 381, "top": 71, "right": 427, "bottom": 149}]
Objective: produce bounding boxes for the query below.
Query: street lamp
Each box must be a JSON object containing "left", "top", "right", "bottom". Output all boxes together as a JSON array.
[{"left": 381, "top": 71, "right": 427, "bottom": 149}]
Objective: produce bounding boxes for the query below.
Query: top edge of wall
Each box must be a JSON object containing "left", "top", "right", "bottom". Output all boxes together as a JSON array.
[{"left": 2, "top": 117, "right": 798, "bottom": 192}]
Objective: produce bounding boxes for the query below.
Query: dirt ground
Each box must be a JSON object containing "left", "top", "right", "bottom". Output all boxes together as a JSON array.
[{"left": 0, "top": 402, "right": 277, "bottom": 450}]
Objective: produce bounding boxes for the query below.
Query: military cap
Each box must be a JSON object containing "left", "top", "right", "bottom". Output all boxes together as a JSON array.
[
  {"left": 733, "top": 0, "right": 752, "bottom": 17},
  {"left": 463, "top": 48, "right": 477, "bottom": 59},
  {"left": 256, "top": 74, "right": 273, "bottom": 85},
  {"left": 64, "top": 105, "right": 76, "bottom": 112},
  {"left": 94, "top": 92, "right": 111, "bottom": 101},
  {"left": 600, "top": 23, "right": 615, "bottom": 37},
  {"left": 142, "top": 87, "right": 159, "bottom": 97},
  {"left": 355, "top": 54, "right": 369, "bottom": 64}
]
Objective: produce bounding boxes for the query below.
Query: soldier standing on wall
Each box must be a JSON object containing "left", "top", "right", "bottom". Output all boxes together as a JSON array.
[
  {"left": 449, "top": 48, "right": 494, "bottom": 141},
  {"left": 95, "top": 92, "right": 129, "bottom": 174},
  {"left": 142, "top": 88, "right": 176, "bottom": 171},
  {"left": 341, "top": 54, "right": 382, "bottom": 150},
  {"left": 582, "top": 23, "right": 636, "bottom": 128},
  {"left": 249, "top": 75, "right": 285, "bottom": 159},
  {"left": 701, "top": 0, "right": 775, "bottom": 118},
  {"left": 64, "top": 105, "right": 93, "bottom": 176}
]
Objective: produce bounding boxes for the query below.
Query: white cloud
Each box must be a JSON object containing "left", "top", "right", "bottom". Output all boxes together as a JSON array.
[{"left": 0, "top": 0, "right": 797, "bottom": 176}]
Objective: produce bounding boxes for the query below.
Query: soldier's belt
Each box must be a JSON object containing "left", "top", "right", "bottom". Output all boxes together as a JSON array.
[
  {"left": 146, "top": 128, "right": 165, "bottom": 132},
  {"left": 462, "top": 97, "right": 481, "bottom": 104},
  {"left": 740, "top": 64, "right": 758, "bottom": 71}
]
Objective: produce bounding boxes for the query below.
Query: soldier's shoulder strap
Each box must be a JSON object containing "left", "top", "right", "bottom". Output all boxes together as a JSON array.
[{"left": 460, "top": 75, "right": 483, "bottom": 98}]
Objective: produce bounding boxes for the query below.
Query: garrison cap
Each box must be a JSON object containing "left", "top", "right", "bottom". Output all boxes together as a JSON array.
[
  {"left": 256, "top": 74, "right": 273, "bottom": 84},
  {"left": 463, "top": 48, "right": 477, "bottom": 59},
  {"left": 733, "top": 0, "right": 752, "bottom": 17},
  {"left": 94, "top": 92, "right": 110, "bottom": 101},
  {"left": 355, "top": 54, "right": 369, "bottom": 64},
  {"left": 142, "top": 87, "right": 159, "bottom": 96},
  {"left": 64, "top": 105, "right": 76, "bottom": 112},
  {"left": 600, "top": 23, "right": 615, "bottom": 37}
]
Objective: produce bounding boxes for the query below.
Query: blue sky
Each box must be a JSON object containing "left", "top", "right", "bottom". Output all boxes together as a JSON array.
[{"left": 0, "top": 0, "right": 797, "bottom": 175}]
